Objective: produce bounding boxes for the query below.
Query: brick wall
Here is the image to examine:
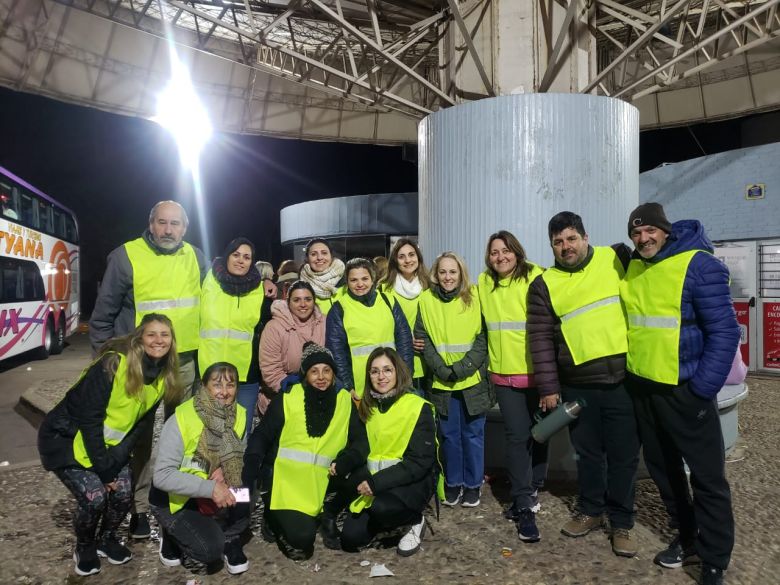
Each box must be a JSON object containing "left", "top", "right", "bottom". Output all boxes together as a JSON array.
[{"left": 639, "top": 142, "right": 780, "bottom": 241}]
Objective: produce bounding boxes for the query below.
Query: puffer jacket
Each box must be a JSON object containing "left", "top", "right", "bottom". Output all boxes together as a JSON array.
[
  {"left": 527, "top": 244, "right": 630, "bottom": 395},
  {"left": 628, "top": 220, "right": 740, "bottom": 399},
  {"left": 325, "top": 288, "right": 414, "bottom": 391},
  {"left": 260, "top": 300, "right": 326, "bottom": 391}
]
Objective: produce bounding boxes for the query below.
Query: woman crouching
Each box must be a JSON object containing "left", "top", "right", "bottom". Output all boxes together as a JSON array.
[
  {"left": 342, "top": 347, "right": 438, "bottom": 557},
  {"left": 150, "top": 362, "right": 250, "bottom": 575},
  {"left": 242, "top": 342, "right": 367, "bottom": 560}
]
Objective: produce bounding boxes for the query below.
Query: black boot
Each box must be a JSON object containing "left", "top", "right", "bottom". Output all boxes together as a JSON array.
[{"left": 319, "top": 514, "right": 341, "bottom": 550}]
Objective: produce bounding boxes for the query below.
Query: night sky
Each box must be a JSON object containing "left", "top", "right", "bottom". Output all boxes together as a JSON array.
[{"left": 0, "top": 86, "right": 776, "bottom": 314}]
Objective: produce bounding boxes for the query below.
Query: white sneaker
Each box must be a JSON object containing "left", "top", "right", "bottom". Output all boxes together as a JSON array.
[{"left": 397, "top": 517, "right": 426, "bottom": 557}]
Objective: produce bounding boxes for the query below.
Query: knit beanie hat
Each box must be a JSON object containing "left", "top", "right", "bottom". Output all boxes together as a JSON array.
[
  {"left": 627, "top": 202, "right": 672, "bottom": 236},
  {"left": 300, "top": 342, "right": 337, "bottom": 376}
]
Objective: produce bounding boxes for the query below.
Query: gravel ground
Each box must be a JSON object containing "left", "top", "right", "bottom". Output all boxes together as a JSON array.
[{"left": 3, "top": 376, "right": 779, "bottom": 585}]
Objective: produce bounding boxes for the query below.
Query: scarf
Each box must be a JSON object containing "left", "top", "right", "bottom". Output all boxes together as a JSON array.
[
  {"left": 302, "top": 381, "right": 339, "bottom": 438},
  {"left": 300, "top": 258, "right": 345, "bottom": 299},
  {"left": 142, "top": 228, "right": 183, "bottom": 255},
  {"left": 211, "top": 256, "right": 263, "bottom": 297},
  {"left": 369, "top": 387, "right": 402, "bottom": 413},
  {"left": 432, "top": 283, "right": 461, "bottom": 303},
  {"left": 393, "top": 275, "right": 423, "bottom": 300},
  {"left": 193, "top": 386, "right": 244, "bottom": 487}
]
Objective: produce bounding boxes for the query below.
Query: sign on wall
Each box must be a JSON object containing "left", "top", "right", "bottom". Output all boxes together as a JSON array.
[
  {"left": 745, "top": 183, "right": 765, "bottom": 200},
  {"left": 764, "top": 302, "right": 780, "bottom": 370}
]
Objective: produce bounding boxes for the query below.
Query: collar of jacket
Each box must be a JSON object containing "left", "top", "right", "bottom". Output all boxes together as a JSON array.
[
  {"left": 346, "top": 286, "right": 377, "bottom": 306},
  {"left": 554, "top": 245, "right": 594, "bottom": 273}
]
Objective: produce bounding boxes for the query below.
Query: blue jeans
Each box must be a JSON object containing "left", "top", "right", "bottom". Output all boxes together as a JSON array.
[
  {"left": 439, "top": 391, "right": 485, "bottom": 489},
  {"left": 237, "top": 382, "right": 259, "bottom": 437}
]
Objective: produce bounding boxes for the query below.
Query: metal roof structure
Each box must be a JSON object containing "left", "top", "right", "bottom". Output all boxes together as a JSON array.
[{"left": 0, "top": 0, "right": 778, "bottom": 143}]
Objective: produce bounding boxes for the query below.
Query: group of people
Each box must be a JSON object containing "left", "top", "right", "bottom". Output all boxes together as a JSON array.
[{"left": 36, "top": 199, "right": 739, "bottom": 585}]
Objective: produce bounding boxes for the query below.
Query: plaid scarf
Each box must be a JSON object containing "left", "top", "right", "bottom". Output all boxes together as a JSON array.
[{"left": 193, "top": 386, "right": 244, "bottom": 487}]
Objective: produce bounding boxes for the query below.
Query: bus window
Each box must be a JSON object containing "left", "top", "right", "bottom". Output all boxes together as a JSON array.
[
  {"left": 64, "top": 214, "right": 78, "bottom": 243},
  {"left": 39, "top": 200, "right": 55, "bottom": 234},
  {"left": 18, "top": 188, "right": 38, "bottom": 229},
  {"left": 0, "top": 181, "right": 18, "bottom": 220},
  {"left": 54, "top": 208, "right": 67, "bottom": 240},
  {"left": 0, "top": 258, "right": 45, "bottom": 302}
]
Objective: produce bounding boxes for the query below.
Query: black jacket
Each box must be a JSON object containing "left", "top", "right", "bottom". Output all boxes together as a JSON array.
[
  {"left": 242, "top": 387, "right": 368, "bottom": 489},
  {"left": 325, "top": 288, "right": 414, "bottom": 391},
  {"left": 38, "top": 355, "right": 160, "bottom": 483}
]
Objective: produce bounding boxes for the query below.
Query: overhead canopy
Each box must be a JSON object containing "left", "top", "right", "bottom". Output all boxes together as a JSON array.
[{"left": 0, "top": 0, "right": 778, "bottom": 144}]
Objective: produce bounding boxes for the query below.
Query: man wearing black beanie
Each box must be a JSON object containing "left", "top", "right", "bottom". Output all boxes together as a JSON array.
[{"left": 620, "top": 203, "right": 739, "bottom": 585}]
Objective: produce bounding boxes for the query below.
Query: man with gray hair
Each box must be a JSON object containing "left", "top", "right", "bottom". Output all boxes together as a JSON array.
[{"left": 90, "top": 200, "right": 208, "bottom": 538}]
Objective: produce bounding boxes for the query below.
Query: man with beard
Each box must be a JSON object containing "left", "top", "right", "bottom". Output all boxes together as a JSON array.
[{"left": 527, "top": 211, "right": 640, "bottom": 558}]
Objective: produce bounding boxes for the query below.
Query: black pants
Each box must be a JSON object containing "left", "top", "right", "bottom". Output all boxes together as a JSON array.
[
  {"left": 627, "top": 376, "right": 733, "bottom": 570},
  {"left": 151, "top": 502, "right": 249, "bottom": 565},
  {"left": 495, "top": 385, "right": 549, "bottom": 509},
  {"left": 341, "top": 491, "right": 422, "bottom": 551},
  {"left": 562, "top": 382, "right": 640, "bottom": 529}
]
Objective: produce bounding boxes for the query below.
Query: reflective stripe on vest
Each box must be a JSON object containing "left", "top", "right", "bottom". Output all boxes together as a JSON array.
[
  {"left": 418, "top": 286, "right": 483, "bottom": 391},
  {"left": 477, "top": 265, "right": 543, "bottom": 375},
  {"left": 383, "top": 286, "right": 426, "bottom": 379},
  {"left": 200, "top": 329, "right": 252, "bottom": 341},
  {"left": 168, "top": 398, "right": 246, "bottom": 514},
  {"left": 620, "top": 250, "right": 699, "bottom": 385},
  {"left": 542, "top": 247, "right": 628, "bottom": 365},
  {"left": 271, "top": 384, "right": 352, "bottom": 517},
  {"left": 350, "top": 393, "right": 428, "bottom": 513},
  {"left": 340, "top": 292, "right": 397, "bottom": 398},
  {"left": 137, "top": 297, "right": 199, "bottom": 311},
  {"left": 197, "top": 271, "right": 264, "bottom": 380},
  {"left": 72, "top": 352, "right": 165, "bottom": 468},
  {"left": 125, "top": 237, "right": 202, "bottom": 352},
  {"left": 485, "top": 321, "right": 526, "bottom": 331},
  {"left": 277, "top": 447, "right": 333, "bottom": 469}
]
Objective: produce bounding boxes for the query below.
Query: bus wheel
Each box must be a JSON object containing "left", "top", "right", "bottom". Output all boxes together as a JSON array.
[
  {"left": 36, "top": 319, "right": 55, "bottom": 360},
  {"left": 51, "top": 317, "right": 65, "bottom": 355}
]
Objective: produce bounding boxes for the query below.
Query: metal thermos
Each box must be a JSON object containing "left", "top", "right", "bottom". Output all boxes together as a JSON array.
[{"left": 531, "top": 400, "right": 585, "bottom": 443}]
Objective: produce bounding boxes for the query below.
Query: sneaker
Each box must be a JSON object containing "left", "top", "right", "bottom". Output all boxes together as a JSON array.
[
  {"left": 654, "top": 535, "right": 699, "bottom": 569},
  {"left": 129, "top": 513, "right": 151, "bottom": 539},
  {"left": 397, "top": 517, "right": 426, "bottom": 557},
  {"left": 73, "top": 545, "right": 101, "bottom": 576},
  {"left": 561, "top": 513, "right": 603, "bottom": 537},
  {"left": 504, "top": 492, "right": 541, "bottom": 521},
  {"left": 700, "top": 563, "right": 724, "bottom": 585},
  {"left": 442, "top": 485, "right": 462, "bottom": 507},
  {"left": 223, "top": 539, "right": 249, "bottom": 575},
  {"left": 515, "top": 508, "right": 540, "bottom": 543},
  {"left": 159, "top": 529, "right": 182, "bottom": 567},
  {"left": 319, "top": 514, "right": 341, "bottom": 551},
  {"left": 97, "top": 534, "right": 132, "bottom": 565},
  {"left": 461, "top": 487, "right": 481, "bottom": 508},
  {"left": 611, "top": 528, "right": 638, "bottom": 558}
]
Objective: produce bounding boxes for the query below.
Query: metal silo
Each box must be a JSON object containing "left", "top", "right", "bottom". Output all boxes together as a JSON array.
[{"left": 418, "top": 94, "right": 639, "bottom": 272}]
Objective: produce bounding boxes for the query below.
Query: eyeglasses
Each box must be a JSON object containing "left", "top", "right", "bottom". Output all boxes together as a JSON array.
[{"left": 369, "top": 366, "right": 395, "bottom": 377}]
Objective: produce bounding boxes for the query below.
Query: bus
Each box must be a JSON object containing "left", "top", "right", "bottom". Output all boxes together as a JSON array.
[{"left": 0, "top": 166, "right": 79, "bottom": 361}]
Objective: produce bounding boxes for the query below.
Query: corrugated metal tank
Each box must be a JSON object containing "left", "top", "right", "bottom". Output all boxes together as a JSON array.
[
  {"left": 418, "top": 94, "right": 639, "bottom": 272},
  {"left": 280, "top": 192, "right": 417, "bottom": 244}
]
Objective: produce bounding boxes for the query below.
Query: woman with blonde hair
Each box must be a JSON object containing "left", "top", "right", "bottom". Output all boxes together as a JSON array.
[
  {"left": 477, "top": 230, "right": 547, "bottom": 543},
  {"left": 380, "top": 238, "right": 429, "bottom": 390},
  {"left": 415, "top": 252, "right": 491, "bottom": 508},
  {"left": 38, "top": 314, "right": 181, "bottom": 576}
]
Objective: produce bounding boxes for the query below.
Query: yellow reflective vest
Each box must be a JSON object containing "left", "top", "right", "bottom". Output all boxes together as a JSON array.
[
  {"left": 315, "top": 287, "right": 343, "bottom": 316},
  {"left": 271, "top": 384, "right": 352, "bottom": 516},
  {"left": 72, "top": 352, "right": 165, "bottom": 468},
  {"left": 340, "top": 292, "right": 397, "bottom": 398},
  {"left": 198, "top": 271, "right": 264, "bottom": 381},
  {"left": 350, "top": 392, "right": 427, "bottom": 513},
  {"left": 620, "top": 250, "right": 699, "bottom": 385},
  {"left": 168, "top": 398, "right": 246, "bottom": 514},
  {"left": 542, "top": 247, "right": 628, "bottom": 365},
  {"left": 477, "top": 264, "right": 543, "bottom": 375},
  {"left": 383, "top": 285, "right": 425, "bottom": 379},
  {"left": 418, "top": 287, "right": 482, "bottom": 391},
  {"left": 125, "top": 238, "right": 201, "bottom": 352}
]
